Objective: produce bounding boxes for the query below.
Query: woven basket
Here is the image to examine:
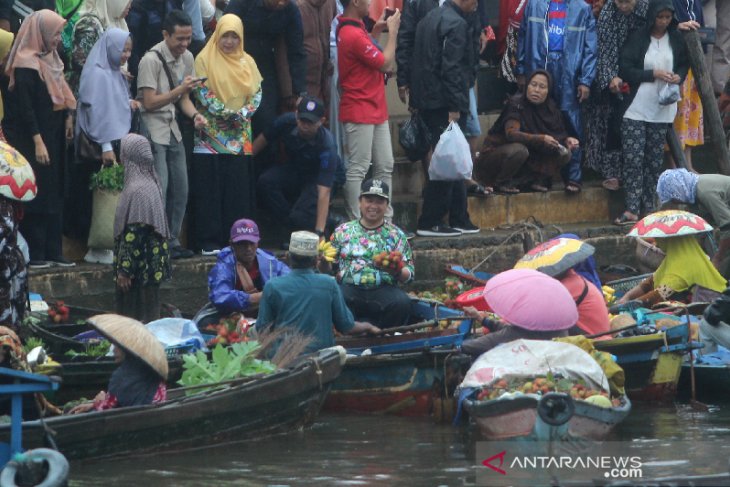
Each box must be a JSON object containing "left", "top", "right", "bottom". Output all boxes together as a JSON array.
[
  {"left": 606, "top": 273, "right": 653, "bottom": 296},
  {"left": 635, "top": 238, "right": 665, "bottom": 273}
]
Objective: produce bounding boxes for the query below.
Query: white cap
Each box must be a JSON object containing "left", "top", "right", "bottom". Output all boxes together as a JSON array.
[{"left": 289, "top": 231, "right": 319, "bottom": 256}]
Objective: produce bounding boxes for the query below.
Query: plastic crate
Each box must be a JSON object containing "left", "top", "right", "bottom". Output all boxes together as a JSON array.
[
  {"left": 165, "top": 342, "right": 199, "bottom": 358},
  {"left": 606, "top": 273, "right": 653, "bottom": 297}
]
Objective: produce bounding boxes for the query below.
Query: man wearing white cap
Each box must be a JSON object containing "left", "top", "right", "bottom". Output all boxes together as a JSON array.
[{"left": 257, "top": 231, "right": 380, "bottom": 353}]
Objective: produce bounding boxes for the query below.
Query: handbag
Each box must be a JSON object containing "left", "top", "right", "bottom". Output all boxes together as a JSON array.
[{"left": 77, "top": 129, "right": 103, "bottom": 161}]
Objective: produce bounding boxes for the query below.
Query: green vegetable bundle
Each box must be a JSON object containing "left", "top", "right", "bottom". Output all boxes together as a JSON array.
[{"left": 89, "top": 164, "right": 124, "bottom": 191}]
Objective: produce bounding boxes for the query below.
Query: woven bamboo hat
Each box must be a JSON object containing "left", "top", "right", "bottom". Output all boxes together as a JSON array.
[{"left": 88, "top": 314, "right": 168, "bottom": 379}]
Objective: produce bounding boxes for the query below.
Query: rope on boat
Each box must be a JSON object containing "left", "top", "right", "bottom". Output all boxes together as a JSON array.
[
  {"left": 469, "top": 217, "right": 548, "bottom": 273},
  {"left": 310, "top": 357, "right": 323, "bottom": 391}
]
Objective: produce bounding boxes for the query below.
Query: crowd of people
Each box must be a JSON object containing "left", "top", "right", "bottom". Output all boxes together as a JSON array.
[{"left": 0, "top": 0, "right": 728, "bottom": 322}]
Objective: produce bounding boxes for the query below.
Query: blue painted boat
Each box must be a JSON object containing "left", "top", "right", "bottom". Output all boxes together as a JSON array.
[{"left": 327, "top": 299, "right": 474, "bottom": 417}]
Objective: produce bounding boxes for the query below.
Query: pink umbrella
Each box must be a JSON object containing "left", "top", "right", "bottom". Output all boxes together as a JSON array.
[{"left": 483, "top": 268, "right": 578, "bottom": 331}]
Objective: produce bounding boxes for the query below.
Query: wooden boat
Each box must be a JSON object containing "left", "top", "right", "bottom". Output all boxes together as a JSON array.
[
  {"left": 324, "top": 350, "right": 471, "bottom": 418},
  {"left": 0, "top": 347, "right": 345, "bottom": 460},
  {"left": 594, "top": 322, "right": 692, "bottom": 402},
  {"left": 463, "top": 392, "right": 631, "bottom": 441},
  {"left": 326, "top": 299, "right": 474, "bottom": 417},
  {"left": 678, "top": 362, "right": 730, "bottom": 401}
]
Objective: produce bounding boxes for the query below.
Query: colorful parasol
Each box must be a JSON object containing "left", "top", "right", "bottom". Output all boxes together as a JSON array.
[
  {"left": 627, "top": 210, "right": 713, "bottom": 238},
  {"left": 514, "top": 237, "right": 595, "bottom": 277},
  {"left": 0, "top": 140, "right": 36, "bottom": 202},
  {"left": 483, "top": 269, "right": 578, "bottom": 331}
]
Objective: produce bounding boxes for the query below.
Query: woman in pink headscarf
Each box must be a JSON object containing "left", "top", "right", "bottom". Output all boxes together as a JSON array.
[
  {"left": 1, "top": 10, "right": 76, "bottom": 268},
  {"left": 461, "top": 269, "right": 578, "bottom": 359}
]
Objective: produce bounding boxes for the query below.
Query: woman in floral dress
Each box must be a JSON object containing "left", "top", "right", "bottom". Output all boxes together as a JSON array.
[
  {"left": 113, "top": 134, "right": 171, "bottom": 322},
  {"left": 191, "top": 14, "right": 262, "bottom": 255}
]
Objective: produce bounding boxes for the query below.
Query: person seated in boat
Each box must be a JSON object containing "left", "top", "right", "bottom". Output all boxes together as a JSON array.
[
  {"left": 69, "top": 315, "right": 167, "bottom": 414},
  {"left": 617, "top": 235, "right": 727, "bottom": 307},
  {"left": 698, "top": 286, "right": 730, "bottom": 353},
  {"left": 554, "top": 268, "right": 610, "bottom": 339},
  {"left": 325, "top": 179, "right": 415, "bottom": 329},
  {"left": 205, "top": 219, "right": 290, "bottom": 321},
  {"left": 257, "top": 231, "right": 381, "bottom": 354},
  {"left": 0, "top": 327, "right": 61, "bottom": 418},
  {"left": 460, "top": 269, "right": 578, "bottom": 358},
  {"left": 472, "top": 70, "right": 580, "bottom": 194},
  {"left": 657, "top": 169, "right": 730, "bottom": 277}
]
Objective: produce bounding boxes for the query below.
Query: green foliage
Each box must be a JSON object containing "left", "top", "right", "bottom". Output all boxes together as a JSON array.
[
  {"left": 22, "top": 337, "right": 47, "bottom": 354},
  {"left": 89, "top": 164, "right": 124, "bottom": 191},
  {"left": 178, "top": 342, "right": 276, "bottom": 394},
  {"left": 64, "top": 340, "right": 111, "bottom": 358},
  {"left": 21, "top": 314, "right": 42, "bottom": 328}
]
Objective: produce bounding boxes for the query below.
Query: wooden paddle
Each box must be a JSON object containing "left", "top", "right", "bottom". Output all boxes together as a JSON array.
[
  {"left": 371, "top": 316, "right": 467, "bottom": 336},
  {"left": 681, "top": 307, "right": 709, "bottom": 412}
]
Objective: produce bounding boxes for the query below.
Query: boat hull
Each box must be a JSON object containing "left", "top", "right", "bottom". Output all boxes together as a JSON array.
[
  {"left": 594, "top": 323, "right": 689, "bottom": 403},
  {"left": 324, "top": 351, "right": 471, "bottom": 418},
  {"left": 0, "top": 348, "right": 345, "bottom": 460},
  {"left": 678, "top": 363, "right": 730, "bottom": 401},
  {"left": 464, "top": 394, "right": 631, "bottom": 441}
]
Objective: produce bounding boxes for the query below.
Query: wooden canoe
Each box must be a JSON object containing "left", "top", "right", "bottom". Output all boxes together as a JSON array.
[
  {"left": 594, "top": 323, "right": 692, "bottom": 403},
  {"left": 463, "top": 392, "right": 631, "bottom": 441},
  {"left": 0, "top": 347, "right": 345, "bottom": 460}
]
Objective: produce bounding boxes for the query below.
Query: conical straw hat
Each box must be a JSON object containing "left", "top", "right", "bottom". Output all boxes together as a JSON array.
[{"left": 87, "top": 314, "right": 168, "bottom": 379}]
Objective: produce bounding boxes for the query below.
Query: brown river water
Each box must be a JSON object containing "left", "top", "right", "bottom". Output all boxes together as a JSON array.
[{"left": 66, "top": 402, "right": 730, "bottom": 486}]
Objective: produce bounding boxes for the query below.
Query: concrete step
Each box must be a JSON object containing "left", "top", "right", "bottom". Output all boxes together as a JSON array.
[{"left": 468, "top": 182, "right": 625, "bottom": 229}]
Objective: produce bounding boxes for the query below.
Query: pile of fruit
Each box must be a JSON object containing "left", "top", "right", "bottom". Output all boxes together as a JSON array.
[
  {"left": 47, "top": 301, "right": 70, "bottom": 324},
  {"left": 318, "top": 241, "right": 337, "bottom": 262},
  {"left": 411, "top": 278, "right": 466, "bottom": 309},
  {"left": 373, "top": 250, "right": 405, "bottom": 273},
  {"left": 473, "top": 375, "right": 620, "bottom": 408},
  {"left": 602, "top": 285, "right": 616, "bottom": 305},
  {"left": 204, "top": 314, "right": 252, "bottom": 346}
]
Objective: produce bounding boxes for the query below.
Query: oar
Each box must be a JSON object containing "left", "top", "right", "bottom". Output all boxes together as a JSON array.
[
  {"left": 371, "top": 316, "right": 467, "bottom": 336},
  {"left": 586, "top": 324, "right": 639, "bottom": 339},
  {"left": 682, "top": 308, "right": 709, "bottom": 412}
]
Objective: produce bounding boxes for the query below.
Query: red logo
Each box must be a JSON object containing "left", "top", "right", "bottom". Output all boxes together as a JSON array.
[{"left": 482, "top": 451, "right": 507, "bottom": 475}]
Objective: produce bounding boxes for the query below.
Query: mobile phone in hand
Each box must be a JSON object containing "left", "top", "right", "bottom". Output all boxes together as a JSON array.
[
  {"left": 384, "top": 7, "right": 396, "bottom": 19},
  {"left": 196, "top": 77, "right": 208, "bottom": 83}
]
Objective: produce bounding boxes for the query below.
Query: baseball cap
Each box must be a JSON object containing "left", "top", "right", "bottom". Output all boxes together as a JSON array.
[
  {"left": 297, "top": 96, "right": 325, "bottom": 123},
  {"left": 359, "top": 178, "right": 390, "bottom": 201},
  {"left": 289, "top": 231, "right": 319, "bottom": 256},
  {"left": 230, "top": 218, "right": 260, "bottom": 244}
]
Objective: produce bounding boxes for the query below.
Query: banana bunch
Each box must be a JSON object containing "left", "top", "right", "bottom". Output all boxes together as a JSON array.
[
  {"left": 318, "top": 240, "right": 337, "bottom": 262},
  {"left": 602, "top": 285, "right": 616, "bottom": 305}
]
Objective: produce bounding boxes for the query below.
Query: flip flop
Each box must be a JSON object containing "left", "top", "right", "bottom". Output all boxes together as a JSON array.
[
  {"left": 467, "top": 184, "right": 492, "bottom": 196},
  {"left": 564, "top": 182, "right": 581, "bottom": 194},
  {"left": 613, "top": 212, "right": 638, "bottom": 226},
  {"left": 601, "top": 178, "right": 620, "bottom": 191},
  {"left": 495, "top": 186, "right": 520, "bottom": 195},
  {"left": 530, "top": 184, "right": 548, "bottom": 193}
]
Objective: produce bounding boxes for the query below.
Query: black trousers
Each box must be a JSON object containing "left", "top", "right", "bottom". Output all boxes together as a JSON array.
[
  {"left": 258, "top": 165, "right": 319, "bottom": 231},
  {"left": 340, "top": 283, "right": 411, "bottom": 329},
  {"left": 116, "top": 282, "right": 161, "bottom": 323},
  {"left": 190, "top": 153, "right": 255, "bottom": 250},
  {"left": 21, "top": 212, "right": 63, "bottom": 262},
  {"left": 417, "top": 108, "right": 470, "bottom": 229}
]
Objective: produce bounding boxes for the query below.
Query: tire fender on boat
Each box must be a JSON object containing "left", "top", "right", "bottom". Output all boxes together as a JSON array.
[
  {"left": 537, "top": 393, "right": 575, "bottom": 426},
  {"left": 0, "top": 448, "right": 69, "bottom": 487}
]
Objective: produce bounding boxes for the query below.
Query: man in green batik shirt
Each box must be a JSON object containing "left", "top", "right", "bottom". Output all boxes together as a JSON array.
[{"left": 325, "top": 179, "right": 414, "bottom": 329}]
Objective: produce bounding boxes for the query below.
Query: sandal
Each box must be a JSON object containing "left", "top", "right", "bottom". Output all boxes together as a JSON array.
[
  {"left": 467, "top": 184, "right": 492, "bottom": 196},
  {"left": 530, "top": 183, "right": 548, "bottom": 193},
  {"left": 564, "top": 182, "right": 581, "bottom": 194},
  {"left": 601, "top": 178, "right": 620, "bottom": 191},
  {"left": 613, "top": 212, "right": 639, "bottom": 226},
  {"left": 495, "top": 185, "right": 520, "bottom": 195}
]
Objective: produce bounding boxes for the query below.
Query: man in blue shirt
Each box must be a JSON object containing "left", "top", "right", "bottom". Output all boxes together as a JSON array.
[
  {"left": 254, "top": 96, "right": 341, "bottom": 238},
  {"left": 257, "top": 231, "right": 380, "bottom": 353}
]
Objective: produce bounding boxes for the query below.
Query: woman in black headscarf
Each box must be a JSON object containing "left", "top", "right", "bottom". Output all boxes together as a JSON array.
[{"left": 474, "top": 70, "right": 579, "bottom": 194}]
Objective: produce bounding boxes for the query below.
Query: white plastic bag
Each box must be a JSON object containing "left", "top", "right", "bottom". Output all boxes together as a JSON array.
[
  {"left": 428, "top": 122, "right": 473, "bottom": 181},
  {"left": 459, "top": 339, "right": 609, "bottom": 393}
]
